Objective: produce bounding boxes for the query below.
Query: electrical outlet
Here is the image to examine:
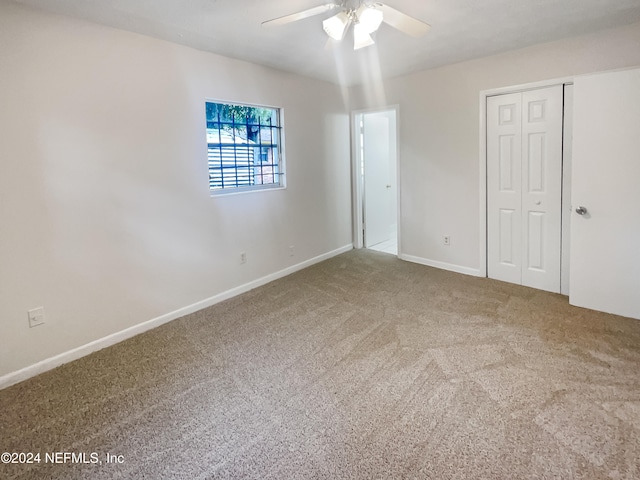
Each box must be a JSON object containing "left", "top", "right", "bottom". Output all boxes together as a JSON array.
[
  {"left": 444, "top": 236, "right": 451, "bottom": 246},
  {"left": 240, "top": 252, "right": 247, "bottom": 264},
  {"left": 28, "top": 307, "right": 45, "bottom": 328},
  {"left": 289, "top": 245, "right": 295, "bottom": 257}
]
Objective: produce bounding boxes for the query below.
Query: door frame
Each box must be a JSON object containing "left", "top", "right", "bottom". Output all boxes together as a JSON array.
[
  {"left": 478, "top": 76, "right": 574, "bottom": 292},
  {"left": 351, "top": 105, "right": 401, "bottom": 251}
]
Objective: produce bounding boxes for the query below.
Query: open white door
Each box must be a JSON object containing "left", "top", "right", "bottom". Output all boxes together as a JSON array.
[
  {"left": 570, "top": 68, "right": 640, "bottom": 320},
  {"left": 363, "top": 111, "right": 395, "bottom": 248}
]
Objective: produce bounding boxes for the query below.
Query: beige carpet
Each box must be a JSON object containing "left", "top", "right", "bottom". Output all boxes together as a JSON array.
[{"left": 1, "top": 249, "right": 640, "bottom": 479}]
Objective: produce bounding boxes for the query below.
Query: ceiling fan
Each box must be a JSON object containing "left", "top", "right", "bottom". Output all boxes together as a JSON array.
[{"left": 262, "top": 1, "right": 431, "bottom": 50}]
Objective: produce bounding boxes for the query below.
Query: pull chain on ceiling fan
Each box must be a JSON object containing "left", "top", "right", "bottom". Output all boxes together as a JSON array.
[{"left": 262, "top": 1, "right": 431, "bottom": 50}]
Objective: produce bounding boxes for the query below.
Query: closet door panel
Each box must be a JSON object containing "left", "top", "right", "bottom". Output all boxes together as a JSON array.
[
  {"left": 521, "top": 86, "right": 563, "bottom": 293},
  {"left": 487, "top": 93, "right": 522, "bottom": 285}
]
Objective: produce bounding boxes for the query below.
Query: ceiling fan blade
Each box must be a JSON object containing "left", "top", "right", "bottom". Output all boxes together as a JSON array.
[
  {"left": 377, "top": 4, "right": 431, "bottom": 37},
  {"left": 262, "top": 3, "right": 340, "bottom": 27}
]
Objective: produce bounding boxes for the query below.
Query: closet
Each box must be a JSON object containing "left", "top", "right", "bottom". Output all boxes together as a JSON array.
[{"left": 486, "top": 85, "right": 564, "bottom": 293}]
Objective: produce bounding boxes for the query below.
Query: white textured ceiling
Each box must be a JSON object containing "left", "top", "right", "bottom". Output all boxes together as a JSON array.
[{"left": 12, "top": 0, "right": 640, "bottom": 85}]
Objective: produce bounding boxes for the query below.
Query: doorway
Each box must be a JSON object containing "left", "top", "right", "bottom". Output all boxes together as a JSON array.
[{"left": 352, "top": 107, "right": 399, "bottom": 255}]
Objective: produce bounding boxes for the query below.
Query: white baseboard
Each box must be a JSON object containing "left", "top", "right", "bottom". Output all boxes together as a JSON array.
[
  {"left": 398, "top": 253, "right": 482, "bottom": 277},
  {"left": 0, "top": 244, "right": 353, "bottom": 391}
]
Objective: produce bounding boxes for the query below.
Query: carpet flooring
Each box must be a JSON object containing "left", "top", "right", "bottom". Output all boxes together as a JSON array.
[{"left": 1, "top": 249, "right": 640, "bottom": 479}]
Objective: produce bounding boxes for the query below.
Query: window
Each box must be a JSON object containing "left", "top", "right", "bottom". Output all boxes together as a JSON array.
[{"left": 205, "top": 101, "right": 283, "bottom": 193}]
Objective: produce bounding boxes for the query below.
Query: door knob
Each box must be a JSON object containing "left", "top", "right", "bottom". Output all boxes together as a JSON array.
[
  {"left": 386, "top": 185, "right": 392, "bottom": 189},
  {"left": 575, "top": 206, "right": 588, "bottom": 215}
]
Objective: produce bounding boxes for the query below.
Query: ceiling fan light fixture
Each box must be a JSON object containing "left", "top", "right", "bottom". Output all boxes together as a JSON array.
[
  {"left": 358, "top": 7, "right": 383, "bottom": 34},
  {"left": 353, "top": 22, "right": 375, "bottom": 50},
  {"left": 323, "top": 11, "right": 351, "bottom": 40}
]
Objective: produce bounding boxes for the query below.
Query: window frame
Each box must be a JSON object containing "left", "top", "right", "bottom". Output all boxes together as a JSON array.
[{"left": 205, "top": 99, "right": 286, "bottom": 196}]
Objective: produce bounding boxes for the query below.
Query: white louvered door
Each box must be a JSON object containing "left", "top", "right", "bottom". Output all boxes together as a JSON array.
[{"left": 487, "top": 85, "right": 563, "bottom": 293}]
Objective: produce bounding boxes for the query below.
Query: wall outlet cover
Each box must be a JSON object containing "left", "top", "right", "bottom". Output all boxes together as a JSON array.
[{"left": 28, "top": 307, "right": 45, "bottom": 328}]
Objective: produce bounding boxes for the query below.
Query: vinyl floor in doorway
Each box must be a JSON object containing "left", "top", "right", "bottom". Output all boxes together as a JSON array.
[{"left": 1, "top": 249, "right": 640, "bottom": 479}]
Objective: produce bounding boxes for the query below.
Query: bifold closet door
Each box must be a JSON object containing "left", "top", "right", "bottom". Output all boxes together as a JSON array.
[{"left": 487, "top": 85, "right": 563, "bottom": 293}]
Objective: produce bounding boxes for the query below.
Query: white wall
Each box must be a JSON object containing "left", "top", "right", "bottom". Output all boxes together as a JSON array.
[
  {"left": 348, "top": 21, "right": 640, "bottom": 274},
  {"left": 0, "top": 2, "right": 352, "bottom": 380}
]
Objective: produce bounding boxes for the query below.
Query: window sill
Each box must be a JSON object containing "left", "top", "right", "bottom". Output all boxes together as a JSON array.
[{"left": 209, "top": 184, "right": 286, "bottom": 197}]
